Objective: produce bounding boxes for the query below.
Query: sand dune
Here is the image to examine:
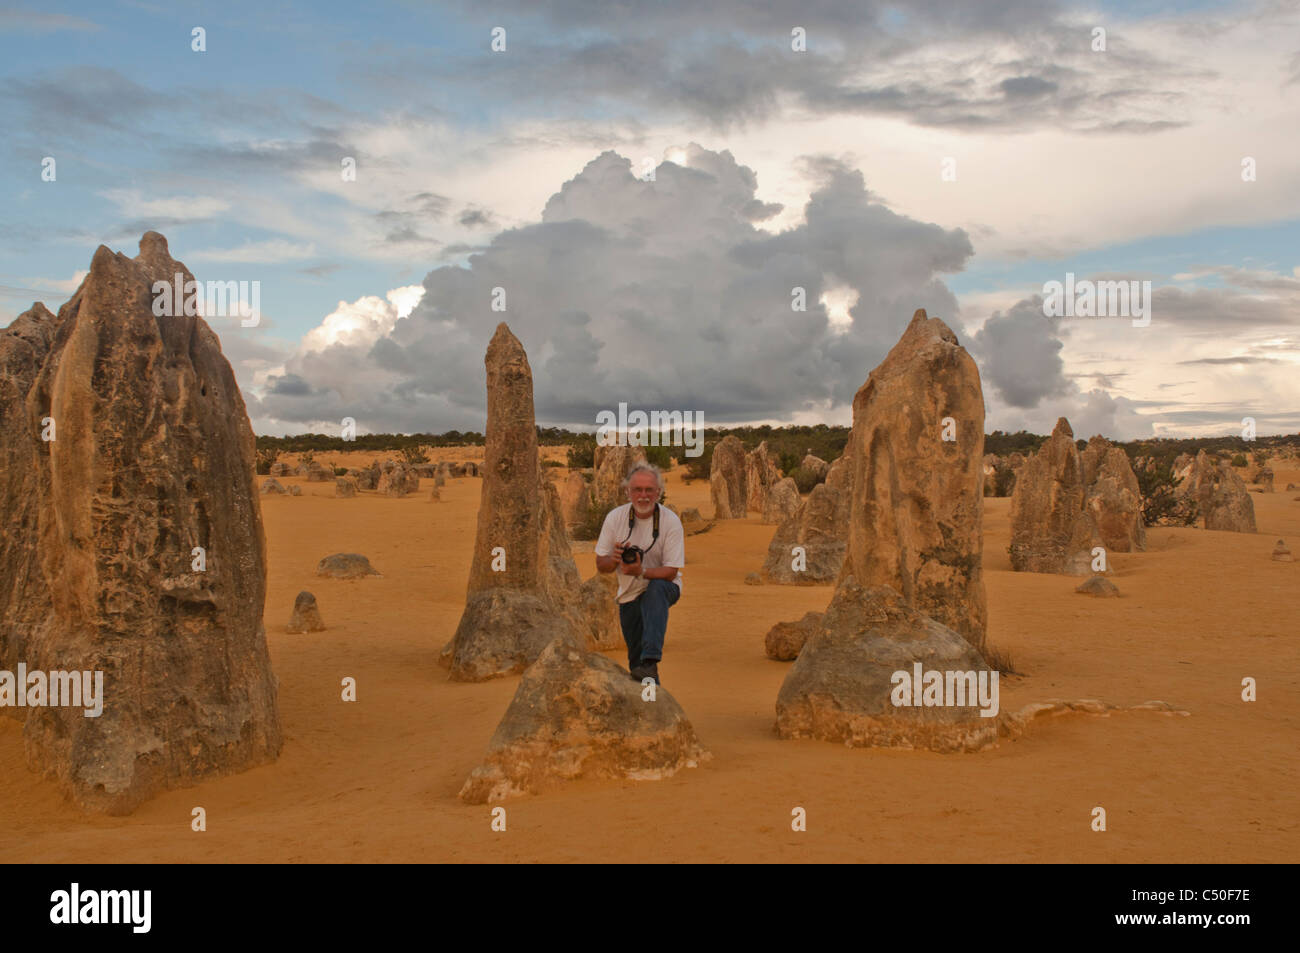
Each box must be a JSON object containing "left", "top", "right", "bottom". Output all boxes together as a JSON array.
[{"left": 2, "top": 453, "right": 1296, "bottom": 863}]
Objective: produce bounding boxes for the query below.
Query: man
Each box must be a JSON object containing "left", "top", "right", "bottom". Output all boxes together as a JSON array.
[{"left": 594, "top": 463, "right": 685, "bottom": 686}]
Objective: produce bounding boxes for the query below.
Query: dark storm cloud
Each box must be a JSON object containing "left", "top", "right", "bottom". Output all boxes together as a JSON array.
[
  {"left": 250, "top": 145, "right": 974, "bottom": 432},
  {"left": 970, "top": 296, "right": 1070, "bottom": 408}
]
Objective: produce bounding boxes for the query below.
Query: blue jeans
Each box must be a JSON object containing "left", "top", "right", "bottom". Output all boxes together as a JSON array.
[{"left": 619, "top": 578, "right": 680, "bottom": 669}]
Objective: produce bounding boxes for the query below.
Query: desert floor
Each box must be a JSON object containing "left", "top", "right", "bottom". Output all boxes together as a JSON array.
[{"left": 2, "top": 450, "right": 1297, "bottom": 863}]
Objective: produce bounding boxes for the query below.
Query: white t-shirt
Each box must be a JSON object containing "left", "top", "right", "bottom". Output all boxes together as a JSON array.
[{"left": 595, "top": 503, "right": 685, "bottom": 604}]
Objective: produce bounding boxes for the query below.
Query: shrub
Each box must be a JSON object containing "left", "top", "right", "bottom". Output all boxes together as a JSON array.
[
  {"left": 567, "top": 441, "right": 595, "bottom": 469},
  {"left": 333, "top": 466, "right": 348, "bottom": 476},
  {"left": 299, "top": 451, "right": 315, "bottom": 467},
  {"left": 542, "top": 459, "right": 564, "bottom": 468},
  {"left": 1137, "top": 462, "right": 1198, "bottom": 526},
  {"left": 778, "top": 450, "right": 800, "bottom": 476},
  {"left": 1230, "top": 453, "right": 1247, "bottom": 467},
  {"left": 643, "top": 445, "right": 672, "bottom": 470},
  {"left": 570, "top": 502, "right": 612, "bottom": 541},
  {"left": 787, "top": 465, "right": 826, "bottom": 494},
  {"left": 401, "top": 445, "right": 429, "bottom": 465},
  {"left": 992, "top": 467, "right": 1017, "bottom": 498},
  {"left": 255, "top": 448, "right": 279, "bottom": 475},
  {"left": 683, "top": 443, "right": 713, "bottom": 481}
]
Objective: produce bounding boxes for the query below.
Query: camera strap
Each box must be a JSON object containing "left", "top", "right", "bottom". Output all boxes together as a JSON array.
[{"left": 621, "top": 503, "right": 660, "bottom": 555}]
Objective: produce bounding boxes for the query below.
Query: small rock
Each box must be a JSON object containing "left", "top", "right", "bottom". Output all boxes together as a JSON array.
[
  {"left": 288, "top": 485, "right": 302, "bottom": 496},
  {"left": 316, "top": 553, "right": 381, "bottom": 579},
  {"left": 764, "top": 611, "right": 823, "bottom": 661},
  {"left": 744, "top": 572, "right": 762, "bottom": 586},
  {"left": 428, "top": 487, "right": 441, "bottom": 502},
  {"left": 261, "top": 477, "right": 287, "bottom": 495},
  {"left": 286, "top": 591, "right": 325, "bottom": 633},
  {"left": 335, "top": 477, "right": 358, "bottom": 498},
  {"left": 1273, "top": 540, "right": 1293, "bottom": 562},
  {"left": 1075, "top": 575, "right": 1120, "bottom": 597}
]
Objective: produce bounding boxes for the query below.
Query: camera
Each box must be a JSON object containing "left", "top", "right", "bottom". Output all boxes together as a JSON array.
[{"left": 621, "top": 545, "right": 643, "bottom": 564}]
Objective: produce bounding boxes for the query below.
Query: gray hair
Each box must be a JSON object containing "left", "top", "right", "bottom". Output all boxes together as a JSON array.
[{"left": 622, "top": 462, "right": 665, "bottom": 494}]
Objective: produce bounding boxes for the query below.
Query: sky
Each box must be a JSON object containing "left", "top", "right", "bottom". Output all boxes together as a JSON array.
[{"left": 2, "top": 0, "right": 1298, "bottom": 440}]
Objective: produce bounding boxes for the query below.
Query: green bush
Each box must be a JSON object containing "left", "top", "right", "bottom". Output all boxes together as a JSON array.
[
  {"left": 683, "top": 443, "right": 713, "bottom": 481},
  {"left": 778, "top": 451, "right": 800, "bottom": 476},
  {"left": 401, "top": 445, "right": 429, "bottom": 465},
  {"left": 643, "top": 445, "right": 672, "bottom": 470},
  {"left": 333, "top": 466, "right": 348, "bottom": 476},
  {"left": 255, "top": 447, "right": 279, "bottom": 475},
  {"left": 570, "top": 502, "right": 613, "bottom": 541},
  {"left": 1137, "top": 462, "right": 1198, "bottom": 526},
  {"left": 1230, "top": 453, "right": 1247, "bottom": 467},
  {"left": 567, "top": 441, "right": 595, "bottom": 469},
  {"left": 542, "top": 459, "right": 565, "bottom": 468},
  {"left": 787, "top": 465, "right": 825, "bottom": 494}
]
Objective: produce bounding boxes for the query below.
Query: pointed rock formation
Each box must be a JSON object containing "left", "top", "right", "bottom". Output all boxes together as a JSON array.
[
  {"left": 1010, "top": 422, "right": 1145, "bottom": 573},
  {"left": 839, "top": 309, "right": 988, "bottom": 651},
  {"left": 286, "top": 591, "right": 325, "bottom": 632},
  {"left": 0, "top": 233, "right": 281, "bottom": 814},
  {"left": 761, "top": 476, "right": 802, "bottom": 525},
  {"left": 1181, "top": 450, "right": 1256, "bottom": 532},
  {"left": 1009, "top": 418, "right": 1089, "bottom": 573},
  {"left": 761, "top": 454, "right": 851, "bottom": 584},
  {"left": 1075, "top": 575, "right": 1120, "bottom": 597},
  {"left": 261, "top": 477, "right": 287, "bottom": 495},
  {"left": 745, "top": 441, "right": 780, "bottom": 516},
  {"left": 709, "top": 435, "right": 747, "bottom": 519},
  {"left": 446, "top": 324, "right": 615, "bottom": 680},
  {"left": 459, "top": 640, "right": 709, "bottom": 803},
  {"left": 1083, "top": 441, "right": 1146, "bottom": 553}
]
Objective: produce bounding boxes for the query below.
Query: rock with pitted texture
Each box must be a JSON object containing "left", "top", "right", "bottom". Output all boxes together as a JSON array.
[
  {"left": 1083, "top": 442, "right": 1146, "bottom": 553},
  {"left": 745, "top": 441, "right": 781, "bottom": 516},
  {"left": 800, "top": 454, "right": 830, "bottom": 483},
  {"left": 560, "top": 469, "right": 591, "bottom": 528},
  {"left": 261, "top": 478, "right": 287, "bottom": 495},
  {"left": 762, "top": 453, "right": 851, "bottom": 584},
  {"left": 1075, "top": 575, "right": 1119, "bottom": 597},
  {"left": 316, "top": 553, "right": 380, "bottom": 579},
  {"left": 0, "top": 233, "right": 281, "bottom": 815},
  {"left": 458, "top": 640, "right": 709, "bottom": 803},
  {"left": 377, "top": 460, "right": 420, "bottom": 497},
  {"left": 445, "top": 324, "right": 609, "bottom": 680},
  {"left": 1272, "top": 539, "right": 1292, "bottom": 562},
  {"left": 286, "top": 590, "right": 325, "bottom": 632},
  {"left": 269, "top": 462, "right": 293, "bottom": 477},
  {"left": 1010, "top": 418, "right": 1090, "bottom": 574},
  {"left": 764, "top": 611, "right": 822, "bottom": 661},
  {"left": 775, "top": 581, "right": 998, "bottom": 751},
  {"left": 304, "top": 463, "right": 333, "bottom": 482},
  {"left": 761, "top": 476, "right": 802, "bottom": 525},
  {"left": 335, "top": 477, "right": 357, "bottom": 498},
  {"left": 709, "top": 435, "right": 747, "bottom": 519},
  {"left": 592, "top": 444, "right": 647, "bottom": 512},
  {"left": 838, "top": 309, "right": 988, "bottom": 651}
]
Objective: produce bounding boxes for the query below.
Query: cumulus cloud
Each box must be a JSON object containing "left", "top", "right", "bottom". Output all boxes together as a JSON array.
[
  {"left": 248, "top": 144, "right": 973, "bottom": 434},
  {"left": 970, "top": 296, "right": 1069, "bottom": 408}
]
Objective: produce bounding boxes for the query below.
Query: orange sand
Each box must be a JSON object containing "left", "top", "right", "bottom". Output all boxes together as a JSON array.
[{"left": 2, "top": 453, "right": 1297, "bottom": 863}]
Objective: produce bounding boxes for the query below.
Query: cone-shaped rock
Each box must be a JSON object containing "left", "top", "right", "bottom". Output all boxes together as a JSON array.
[
  {"left": 459, "top": 640, "right": 709, "bottom": 803},
  {"left": 762, "top": 453, "right": 851, "bottom": 584},
  {"left": 0, "top": 233, "right": 281, "bottom": 814},
  {"left": 709, "top": 435, "right": 747, "bottom": 519},
  {"left": 840, "top": 309, "right": 987, "bottom": 651},
  {"left": 745, "top": 440, "right": 780, "bottom": 516},
  {"left": 446, "top": 324, "right": 612, "bottom": 680},
  {"left": 775, "top": 581, "right": 999, "bottom": 751},
  {"left": 1009, "top": 418, "right": 1090, "bottom": 572},
  {"left": 286, "top": 590, "right": 325, "bottom": 632}
]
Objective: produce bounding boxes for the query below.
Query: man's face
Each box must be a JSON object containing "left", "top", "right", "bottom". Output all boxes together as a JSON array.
[{"left": 627, "top": 473, "right": 660, "bottom": 515}]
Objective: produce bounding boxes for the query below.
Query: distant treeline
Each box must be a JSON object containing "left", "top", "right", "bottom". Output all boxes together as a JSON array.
[{"left": 255, "top": 426, "right": 1298, "bottom": 468}]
